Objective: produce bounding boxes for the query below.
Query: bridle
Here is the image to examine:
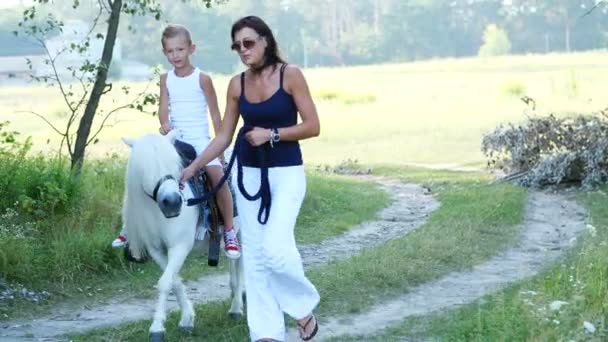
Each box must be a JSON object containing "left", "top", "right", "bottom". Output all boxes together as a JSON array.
[{"left": 147, "top": 174, "right": 178, "bottom": 202}]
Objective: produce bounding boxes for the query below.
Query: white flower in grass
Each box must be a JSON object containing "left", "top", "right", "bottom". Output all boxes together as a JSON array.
[
  {"left": 520, "top": 290, "right": 537, "bottom": 296},
  {"left": 549, "top": 300, "right": 568, "bottom": 311},
  {"left": 586, "top": 224, "right": 597, "bottom": 237},
  {"left": 583, "top": 321, "right": 596, "bottom": 334}
]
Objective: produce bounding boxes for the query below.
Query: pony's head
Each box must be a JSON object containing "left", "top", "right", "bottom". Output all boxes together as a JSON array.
[{"left": 123, "top": 130, "right": 184, "bottom": 218}]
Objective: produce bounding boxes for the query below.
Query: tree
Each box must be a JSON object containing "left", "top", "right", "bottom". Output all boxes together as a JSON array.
[
  {"left": 501, "top": 0, "right": 606, "bottom": 52},
  {"left": 478, "top": 24, "right": 511, "bottom": 57},
  {"left": 16, "top": 0, "right": 225, "bottom": 173}
]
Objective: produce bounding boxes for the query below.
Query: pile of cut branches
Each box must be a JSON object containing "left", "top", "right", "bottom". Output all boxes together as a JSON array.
[{"left": 482, "top": 108, "right": 608, "bottom": 188}]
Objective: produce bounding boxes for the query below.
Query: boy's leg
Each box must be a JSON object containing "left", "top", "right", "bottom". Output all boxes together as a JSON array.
[{"left": 204, "top": 164, "right": 240, "bottom": 259}]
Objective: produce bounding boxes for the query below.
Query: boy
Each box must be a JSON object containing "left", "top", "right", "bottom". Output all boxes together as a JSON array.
[{"left": 113, "top": 24, "right": 240, "bottom": 260}]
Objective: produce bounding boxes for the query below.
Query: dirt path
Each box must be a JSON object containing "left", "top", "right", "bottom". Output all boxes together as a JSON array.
[
  {"left": 287, "top": 191, "right": 587, "bottom": 341},
  {"left": 0, "top": 178, "right": 438, "bottom": 341}
]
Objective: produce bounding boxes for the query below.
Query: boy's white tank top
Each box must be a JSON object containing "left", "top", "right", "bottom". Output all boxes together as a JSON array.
[{"left": 166, "top": 67, "right": 210, "bottom": 154}]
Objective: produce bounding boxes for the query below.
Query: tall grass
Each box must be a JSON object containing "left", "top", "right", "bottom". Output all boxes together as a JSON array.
[{"left": 0, "top": 151, "right": 125, "bottom": 287}]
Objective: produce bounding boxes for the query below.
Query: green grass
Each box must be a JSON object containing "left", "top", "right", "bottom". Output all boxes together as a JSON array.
[
  {"left": 297, "top": 171, "right": 390, "bottom": 244},
  {"left": 73, "top": 169, "right": 527, "bottom": 341},
  {"left": 352, "top": 187, "right": 606, "bottom": 342},
  {"left": 0, "top": 156, "right": 388, "bottom": 320},
  {"left": 374, "top": 164, "right": 494, "bottom": 186}
]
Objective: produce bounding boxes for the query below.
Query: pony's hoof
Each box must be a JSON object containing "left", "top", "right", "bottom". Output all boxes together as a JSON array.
[
  {"left": 149, "top": 331, "right": 165, "bottom": 342},
  {"left": 124, "top": 243, "right": 148, "bottom": 263},
  {"left": 178, "top": 325, "right": 194, "bottom": 334},
  {"left": 228, "top": 312, "right": 242, "bottom": 321}
]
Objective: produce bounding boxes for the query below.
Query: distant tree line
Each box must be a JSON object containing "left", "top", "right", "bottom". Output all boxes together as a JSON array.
[{"left": 1, "top": 0, "right": 607, "bottom": 73}]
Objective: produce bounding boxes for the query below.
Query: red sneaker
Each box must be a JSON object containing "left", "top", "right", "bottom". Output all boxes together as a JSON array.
[
  {"left": 111, "top": 234, "right": 127, "bottom": 248},
  {"left": 223, "top": 228, "right": 241, "bottom": 259}
]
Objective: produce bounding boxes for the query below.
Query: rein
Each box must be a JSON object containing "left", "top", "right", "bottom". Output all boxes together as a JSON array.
[{"left": 186, "top": 126, "right": 272, "bottom": 225}]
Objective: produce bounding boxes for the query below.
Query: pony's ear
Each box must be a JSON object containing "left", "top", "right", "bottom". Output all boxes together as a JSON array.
[
  {"left": 165, "top": 129, "right": 179, "bottom": 143},
  {"left": 122, "top": 137, "right": 135, "bottom": 147}
]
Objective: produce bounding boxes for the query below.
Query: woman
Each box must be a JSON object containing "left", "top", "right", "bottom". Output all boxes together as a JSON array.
[{"left": 180, "top": 15, "right": 320, "bottom": 342}]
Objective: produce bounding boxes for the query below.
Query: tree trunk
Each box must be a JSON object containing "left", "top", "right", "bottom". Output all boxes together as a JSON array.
[
  {"left": 373, "top": 0, "right": 379, "bottom": 34},
  {"left": 565, "top": 22, "right": 570, "bottom": 52},
  {"left": 564, "top": 8, "right": 570, "bottom": 52},
  {"left": 71, "top": 0, "right": 122, "bottom": 173}
]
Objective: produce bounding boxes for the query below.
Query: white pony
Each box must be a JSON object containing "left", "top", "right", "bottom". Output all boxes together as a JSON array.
[{"left": 122, "top": 131, "right": 244, "bottom": 342}]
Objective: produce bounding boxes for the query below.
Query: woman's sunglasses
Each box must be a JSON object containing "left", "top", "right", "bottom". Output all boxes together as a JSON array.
[{"left": 231, "top": 36, "right": 261, "bottom": 52}]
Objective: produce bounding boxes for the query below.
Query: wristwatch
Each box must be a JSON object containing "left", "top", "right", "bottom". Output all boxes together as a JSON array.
[{"left": 270, "top": 128, "right": 280, "bottom": 148}]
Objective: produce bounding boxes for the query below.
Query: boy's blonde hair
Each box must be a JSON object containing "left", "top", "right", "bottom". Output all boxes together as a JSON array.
[{"left": 161, "top": 24, "right": 192, "bottom": 48}]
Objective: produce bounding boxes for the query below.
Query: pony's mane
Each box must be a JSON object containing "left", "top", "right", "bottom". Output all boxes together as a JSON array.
[{"left": 130, "top": 134, "right": 182, "bottom": 187}]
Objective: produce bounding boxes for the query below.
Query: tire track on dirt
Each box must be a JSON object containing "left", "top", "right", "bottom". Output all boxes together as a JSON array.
[{"left": 289, "top": 191, "right": 586, "bottom": 341}]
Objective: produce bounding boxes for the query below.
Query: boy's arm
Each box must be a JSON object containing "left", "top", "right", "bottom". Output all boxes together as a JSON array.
[
  {"left": 199, "top": 72, "right": 221, "bottom": 136},
  {"left": 159, "top": 73, "right": 172, "bottom": 134}
]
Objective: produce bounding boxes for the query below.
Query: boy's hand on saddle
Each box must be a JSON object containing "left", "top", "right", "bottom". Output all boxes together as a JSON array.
[
  {"left": 245, "top": 127, "right": 271, "bottom": 147},
  {"left": 159, "top": 122, "right": 173, "bottom": 135}
]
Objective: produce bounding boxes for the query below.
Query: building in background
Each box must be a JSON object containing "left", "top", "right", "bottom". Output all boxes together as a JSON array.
[{"left": 1, "top": 19, "right": 151, "bottom": 86}]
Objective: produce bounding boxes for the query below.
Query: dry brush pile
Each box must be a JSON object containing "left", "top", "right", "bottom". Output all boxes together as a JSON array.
[{"left": 482, "top": 107, "right": 608, "bottom": 188}]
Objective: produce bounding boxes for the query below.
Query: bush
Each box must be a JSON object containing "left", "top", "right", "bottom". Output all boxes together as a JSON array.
[
  {"left": 313, "top": 89, "right": 340, "bottom": 101},
  {"left": 482, "top": 108, "right": 608, "bottom": 188},
  {"left": 0, "top": 121, "right": 81, "bottom": 217},
  {"left": 502, "top": 80, "right": 526, "bottom": 97},
  {"left": 313, "top": 89, "right": 377, "bottom": 105},
  {"left": 0, "top": 155, "right": 125, "bottom": 287},
  {"left": 478, "top": 24, "right": 511, "bottom": 57},
  {"left": 0, "top": 122, "right": 125, "bottom": 287},
  {"left": 0, "top": 209, "right": 40, "bottom": 284},
  {"left": 566, "top": 68, "right": 579, "bottom": 98}
]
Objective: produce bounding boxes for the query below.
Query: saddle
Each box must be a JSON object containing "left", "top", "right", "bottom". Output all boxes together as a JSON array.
[{"left": 174, "top": 140, "right": 235, "bottom": 267}]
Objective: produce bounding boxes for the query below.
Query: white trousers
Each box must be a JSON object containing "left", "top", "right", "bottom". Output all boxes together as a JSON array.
[{"left": 233, "top": 165, "right": 320, "bottom": 341}]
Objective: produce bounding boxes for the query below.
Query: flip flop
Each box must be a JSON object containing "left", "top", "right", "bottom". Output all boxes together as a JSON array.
[{"left": 297, "top": 315, "right": 318, "bottom": 341}]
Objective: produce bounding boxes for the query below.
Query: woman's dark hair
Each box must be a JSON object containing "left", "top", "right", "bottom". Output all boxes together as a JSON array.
[{"left": 231, "top": 16, "right": 285, "bottom": 71}]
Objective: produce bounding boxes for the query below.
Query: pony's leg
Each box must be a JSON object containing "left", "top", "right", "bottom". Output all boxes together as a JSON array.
[
  {"left": 145, "top": 247, "right": 169, "bottom": 340},
  {"left": 173, "top": 276, "right": 195, "bottom": 332},
  {"left": 147, "top": 245, "right": 190, "bottom": 338},
  {"left": 146, "top": 248, "right": 194, "bottom": 334},
  {"left": 163, "top": 245, "right": 194, "bottom": 331},
  {"left": 228, "top": 231, "right": 245, "bottom": 320}
]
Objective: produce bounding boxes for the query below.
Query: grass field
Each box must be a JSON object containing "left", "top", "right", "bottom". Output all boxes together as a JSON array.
[{"left": 2, "top": 50, "right": 607, "bottom": 166}]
